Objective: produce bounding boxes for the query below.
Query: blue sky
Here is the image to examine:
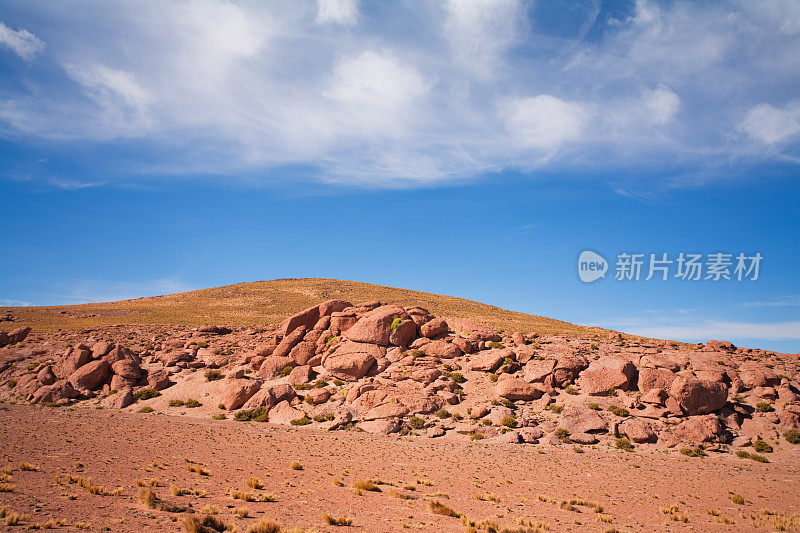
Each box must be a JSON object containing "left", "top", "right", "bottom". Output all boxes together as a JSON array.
[{"left": 1, "top": 0, "right": 799, "bottom": 352}]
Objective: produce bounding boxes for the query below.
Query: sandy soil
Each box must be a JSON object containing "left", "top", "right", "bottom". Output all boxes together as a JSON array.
[{"left": 1, "top": 404, "right": 798, "bottom": 532}]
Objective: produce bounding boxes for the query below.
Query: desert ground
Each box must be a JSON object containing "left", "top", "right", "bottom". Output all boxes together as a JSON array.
[{"left": 1, "top": 279, "right": 799, "bottom": 532}]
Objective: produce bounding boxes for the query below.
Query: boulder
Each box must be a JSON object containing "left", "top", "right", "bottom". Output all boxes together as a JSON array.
[
  {"left": 420, "top": 317, "right": 448, "bottom": 338},
  {"left": 273, "top": 326, "right": 308, "bottom": 358},
  {"left": 553, "top": 354, "right": 588, "bottom": 386},
  {"left": 68, "top": 360, "right": 110, "bottom": 391},
  {"left": 91, "top": 341, "right": 114, "bottom": 358},
  {"left": 738, "top": 362, "right": 779, "bottom": 388},
  {"left": 317, "top": 299, "right": 352, "bottom": 318},
  {"left": 569, "top": 432, "right": 599, "bottom": 445},
  {"left": 404, "top": 306, "right": 435, "bottom": 327},
  {"left": 289, "top": 340, "right": 316, "bottom": 366},
  {"left": 389, "top": 319, "right": 417, "bottom": 346},
  {"left": 363, "top": 402, "right": 409, "bottom": 420},
  {"left": 358, "top": 419, "right": 401, "bottom": 435},
  {"left": 198, "top": 325, "right": 232, "bottom": 335},
  {"left": 669, "top": 375, "right": 728, "bottom": 415},
  {"left": 281, "top": 305, "right": 321, "bottom": 337},
  {"left": 323, "top": 341, "right": 380, "bottom": 381},
  {"left": 673, "top": 415, "right": 724, "bottom": 443},
  {"left": 306, "top": 388, "right": 331, "bottom": 405},
  {"left": 37, "top": 366, "right": 56, "bottom": 386},
  {"left": 6, "top": 327, "right": 31, "bottom": 344},
  {"left": 146, "top": 368, "right": 171, "bottom": 390},
  {"left": 452, "top": 336, "right": 477, "bottom": 354},
  {"left": 495, "top": 378, "right": 542, "bottom": 401},
  {"left": 287, "top": 365, "right": 314, "bottom": 386},
  {"left": 268, "top": 400, "right": 305, "bottom": 425},
  {"left": 102, "top": 387, "right": 134, "bottom": 409},
  {"left": 638, "top": 367, "right": 676, "bottom": 394},
  {"left": 55, "top": 347, "right": 91, "bottom": 378},
  {"left": 578, "top": 357, "right": 636, "bottom": 395},
  {"left": 619, "top": 418, "right": 657, "bottom": 443},
  {"left": 344, "top": 306, "right": 407, "bottom": 345},
  {"left": 220, "top": 379, "right": 262, "bottom": 410},
  {"left": 511, "top": 332, "right": 527, "bottom": 346},
  {"left": 103, "top": 345, "right": 137, "bottom": 366},
  {"left": 558, "top": 405, "right": 608, "bottom": 434},
  {"left": 241, "top": 383, "right": 297, "bottom": 411},
  {"left": 523, "top": 359, "right": 556, "bottom": 383},
  {"left": 421, "top": 340, "right": 461, "bottom": 359},
  {"left": 111, "top": 359, "right": 142, "bottom": 381},
  {"left": 258, "top": 356, "right": 294, "bottom": 380},
  {"left": 469, "top": 349, "right": 511, "bottom": 372},
  {"left": 32, "top": 381, "right": 79, "bottom": 405}
]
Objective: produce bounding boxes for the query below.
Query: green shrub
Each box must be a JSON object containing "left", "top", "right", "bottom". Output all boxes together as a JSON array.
[
  {"left": 756, "top": 401, "right": 774, "bottom": 413},
  {"left": 169, "top": 399, "right": 185, "bottom": 407},
  {"left": 408, "top": 416, "right": 425, "bottom": 429},
  {"left": 753, "top": 439, "right": 773, "bottom": 453},
  {"left": 278, "top": 365, "right": 295, "bottom": 377},
  {"left": 784, "top": 429, "right": 800, "bottom": 444},
  {"left": 212, "top": 413, "right": 227, "bottom": 420},
  {"left": 548, "top": 404, "right": 563, "bottom": 414},
  {"left": 490, "top": 342, "right": 504, "bottom": 349},
  {"left": 489, "top": 374, "right": 499, "bottom": 382},
  {"left": 333, "top": 379, "right": 344, "bottom": 386},
  {"left": 314, "top": 379, "right": 328, "bottom": 388},
  {"left": 607, "top": 405, "right": 629, "bottom": 417},
  {"left": 234, "top": 407, "right": 268, "bottom": 422},
  {"left": 290, "top": 416, "right": 311, "bottom": 426},
  {"left": 554, "top": 428, "right": 570, "bottom": 442},
  {"left": 390, "top": 318, "right": 404, "bottom": 331},
  {"left": 139, "top": 406, "right": 154, "bottom": 413},
  {"left": 680, "top": 446, "right": 706, "bottom": 457},
  {"left": 750, "top": 453, "right": 769, "bottom": 463},
  {"left": 735, "top": 450, "right": 750, "bottom": 459},
  {"left": 587, "top": 402, "right": 600, "bottom": 410},
  {"left": 447, "top": 372, "right": 466, "bottom": 384},
  {"left": 565, "top": 386, "right": 579, "bottom": 395},
  {"left": 435, "top": 409, "right": 451, "bottom": 419},
  {"left": 205, "top": 370, "right": 223, "bottom": 381},
  {"left": 313, "top": 413, "right": 335, "bottom": 422},
  {"left": 184, "top": 399, "right": 201, "bottom": 408},
  {"left": 134, "top": 388, "right": 161, "bottom": 401},
  {"left": 6, "top": 379, "right": 17, "bottom": 388},
  {"left": 501, "top": 416, "right": 517, "bottom": 428},
  {"left": 616, "top": 438, "right": 634, "bottom": 451}
]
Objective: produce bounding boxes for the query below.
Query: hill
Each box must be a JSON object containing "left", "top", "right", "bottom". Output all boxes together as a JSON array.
[{"left": 1, "top": 278, "right": 605, "bottom": 338}]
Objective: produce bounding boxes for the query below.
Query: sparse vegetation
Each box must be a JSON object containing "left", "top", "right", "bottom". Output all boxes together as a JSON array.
[
  {"left": 756, "top": 401, "right": 774, "bottom": 413},
  {"left": 204, "top": 370, "right": 224, "bottom": 381},
  {"left": 429, "top": 500, "right": 460, "bottom": 517},
  {"left": 134, "top": 388, "right": 161, "bottom": 401},
  {"left": 679, "top": 446, "right": 706, "bottom": 457},
  {"left": 184, "top": 513, "right": 231, "bottom": 533},
  {"left": 323, "top": 513, "right": 353, "bottom": 526},
  {"left": 785, "top": 429, "right": 800, "bottom": 444},
  {"left": 730, "top": 493, "right": 745, "bottom": 505},
  {"left": 408, "top": 416, "right": 425, "bottom": 429},
  {"left": 138, "top": 406, "right": 154, "bottom": 413},
  {"left": 753, "top": 439, "right": 773, "bottom": 453},
  {"left": 290, "top": 415, "right": 311, "bottom": 426},
  {"left": 234, "top": 407, "right": 269, "bottom": 422},
  {"left": 554, "top": 428, "right": 570, "bottom": 442},
  {"left": 501, "top": 415, "right": 517, "bottom": 427},
  {"left": 353, "top": 479, "right": 381, "bottom": 492},
  {"left": 616, "top": 438, "right": 634, "bottom": 451},
  {"left": 607, "top": 405, "right": 629, "bottom": 417}
]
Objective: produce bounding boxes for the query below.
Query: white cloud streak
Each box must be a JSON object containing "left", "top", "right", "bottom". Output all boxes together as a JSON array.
[
  {"left": 0, "top": 1, "right": 798, "bottom": 187},
  {"left": 0, "top": 21, "right": 44, "bottom": 61}
]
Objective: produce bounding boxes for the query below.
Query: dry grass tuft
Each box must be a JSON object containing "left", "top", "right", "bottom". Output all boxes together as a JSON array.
[
  {"left": 246, "top": 519, "right": 282, "bottom": 533},
  {"left": 246, "top": 476, "right": 264, "bottom": 489},
  {"left": 429, "top": 500, "right": 460, "bottom": 518},
  {"left": 183, "top": 513, "right": 231, "bottom": 532},
  {"left": 137, "top": 487, "right": 188, "bottom": 513},
  {"left": 323, "top": 513, "right": 353, "bottom": 526},
  {"left": 19, "top": 462, "right": 38, "bottom": 471},
  {"left": 235, "top": 507, "right": 250, "bottom": 519},
  {"left": 188, "top": 465, "right": 211, "bottom": 476},
  {"left": 353, "top": 479, "right": 381, "bottom": 492}
]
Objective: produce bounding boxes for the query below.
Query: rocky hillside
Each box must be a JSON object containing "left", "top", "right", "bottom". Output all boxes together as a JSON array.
[{"left": 2, "top": 298, "right": 799, "bottom": 456}]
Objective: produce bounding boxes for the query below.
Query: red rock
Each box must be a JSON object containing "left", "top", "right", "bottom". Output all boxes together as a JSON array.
[
  {"left": 102, "top": 387, "right": 134, "bottom": 409},
  {"left": 146, "top": 368, "right": 171, "bottom": 390},
  {"left": 673, "top": 415, "right": 724, "bottom": 443},
  {"left": 268, "top": 400, "right": 305, "bottom": 424},
  {"left": 68, "top": 360, "right": 110, "bottom": 391},
  {"left": 273, "top": 326, "right": 308, "bottom": 358},
  {"left": 91, "top": 341, "right": 114, "bottom": 358},
  {"left": 287, "top": 365, "right": 314, "bottom": 386},
  {"left": 514, "top": 344, "right": 536, "bottom": 364},
  {"left": 619, "top": 418, "right": 657, "bottom": 443},
  {"left": 32, "top": 381, "right": 78, "bottom": 405},
  {"left": 220, "top": 379, "right": 262, "bottom": 410},
  {"left": 258, "top": 356, "right": 294, "bottom": 380},
  {"left": 344, "top": 305, "right": 407, "bottom": 345},
  {"left": 330, "top": 312, "right": 359, "bottom": 333},
  {"left": 553, "top": 354, "right": 588, "bottom": 386},
  {"left": 55, "top": 347, "right": 91, "bottom": 378},
  {"left": 420, "top": 317, "right": 448, "bottom": 338},
  {"left": 578, "top": 357, "right": 636, "bottom": 395},
  {"left": 37, "top": 366, "right": 56, "bottom": 386},
  {"left": 103, "top": 345, "right": 137, "bottom": 366},
  {"left": 401, "top": 393, "right": 445, "bottom": 414},
  {"left": 638, "top": 367, "right": 676, "bottom": 394},
  {"left": 358, "top": 419, "right": 401, "bottom": 434},
  {"left": 452, "top": 336, "right": 477, "bottom": 354},
  {"left": 306, "top": 388, "right": 331, "bottom": 405},
  {"left": 495, "top": 378, "right": 542, "bottom": 401},
  {"left": 111, "top": 359, "right": 142, "bottom": 381},
  {"left": 110, "top": 374, "right": 135, "bottom": 390},
  {"left": 469, "top": 349, "right": 510, "bottom": 372},
  {"left": 289, "top": 340, "right": 316, "bottom": 365},
  {"left": 704, "top": 340, "right": 735, "bottom": 351},
  {"left": 558, "top": 405, "right": 608, "bottom": 434},
  {"left": 421, "top": 340, "right": 461, "bottom": 359},
  {"left": 324, "top": 341, "right": 380, "bottom": 381},
  {"left": 363, "top": 402, "right": 409, "bottom": 420},
  {"left": 6, "top": 327, "right": 30, "bottom": 344},
  {"left": 738, "top": 361, "right": 779, "bottom": 388},
  {"left": 640, "top": 387, "right": 668, "bottom": 405},
  {"left": 241, "top": 383, "right": 297, "bottom": 410},
  {"left": 281, "top": 305, "right": 321, "bottom": 337},
  {"left": 404, "top": 306, "right": 434, "bottom": 327},
  {"left": 639, "top": 353, "right": 681, "bottom": 371},
  {"left": 199, "top": 325, "right": 231, "bottom": 335},
  {"left": 254, "top": 343, "right": 276, "bottom": 358},
  {"left": 388, "top": 319, "right": 417, "bottom": 346},
  {"left": 669, "top": 375, "right": 728, "bottom": 415},
  {"left": 318, "top": 299, "right": 351, "bottom": 317},
  {"left": 523, "top": 359, "right": 556, "bottom": 382},
  {"left": 570, "top": 432, "right": 599, "bottom": 444}
]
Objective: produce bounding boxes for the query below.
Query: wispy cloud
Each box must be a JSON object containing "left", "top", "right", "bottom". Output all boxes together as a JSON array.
[
  {"left": 0, "top": 298, "right": 32, "bottom": 307},
  {"left": 0, "top": 1, "right": 798, "bottom": 187},
  {"left": 740, "top": 296, "right": 800, "bottom": 308},
  {"left": 0, "top": 21, "right": 44, "bottom": 61}
]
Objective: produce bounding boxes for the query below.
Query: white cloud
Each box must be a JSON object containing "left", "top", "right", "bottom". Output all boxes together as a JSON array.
[
  {"left": 741, "top": 100, "right": 800, "bottom": 145},
  {"left": 0, "top": 21, "right": 44, "bottom": 61},
  {"left": 65, "top": 64, "right": 151, "bottom": 131},
  {"left": 643, "top": 85, "right": 680, "bottom": 125},
  {"left": 501, "top": 95, "right": 588, "bottom": 149},
  {"left": 316, "top": 0, "right": 359, "bottom": 25}
]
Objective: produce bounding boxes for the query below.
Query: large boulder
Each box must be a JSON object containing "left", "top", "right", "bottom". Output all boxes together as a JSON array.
[
  {"left": 146, "top": 368, "right": 171, "bottom": 390},
  {"left": 618, "top": 418, "right": 657, "bottom": 443},
  {"left": 558, "top": 405, "right": 608, "bottom": 434},
  {"left": 111, "top": 359, "right": 142, "bottom": 381},
  {"left": 738, "top": 361, "right": 779, "bottom": 388},
  {"left": 55, "top": 347, "right": 91, "bottom": 379},
  {"left": 267, "top": 400, "right": 305, "bottom": 424},
  {"left": 324, "top": 341, "right": 380, "bottom": 381},
  {"left": 32, "top": 381, "right": 79, "bottom": 405},
  {"left": 6, "top": 327, "right": 31, "bottom": 344},
  {"left": 469, "top": 349, "right": 510, "bottom": 372},
  {"left": 241, "top": 383, "right": 297, "bottom": 411},
  {"left": 523, "top": 359, "right": 556, "bottom": 382},
  {"left": 102, "top": 387, "right": 134, "bottom": 409},
  {"left": 388, "top": 319, "right": 417, "bottom": 346},
  {"left": 358, "top": 419, "right": 401, "bottom": 435},
  {"left": 287, "top": 365, "right": 314, "bottom": 386},
  {"left": 289, "top": 340, "right": 316, "bottom": 365},
  {"left": 68, "top": 360, "right": 110, "bottom": 391},
  {"left": 578, "top": 357, "right": 636, "bottom": 395},
  {"left": 220, "top": 379, "right": 262, "bottom": 410},
  {"left": 257, "top": 356, "right": 294, "bottom": 380},
  {"left": 281, "top": 306, "right": 321, "bottom": 337},
  {"left": 37, "top": 366, "right": 56, "bottom": 386},
  {"left": 553, "top": 354, "right": 588, "bottom": 386},
  {"left": 420, "top": 340, "right": 461, "bottom": 359},
  {"left": 420, "top": 317, "right": 448, "bottom": 338},
  {"left": 673, "top": 415, "right": 724, "bottom": 443},
  {"left": 495, "top": 378, "right": 542, "bottom": 401},
  {"left": 638, "top": 367, "right": 676, "bottom": 394},
  {"left": 273, "top": 326, "right": 308, "bottom": 358},
  {"left": 344, "top": 306, "right": 407, "bottom": 345},
  {"left": 669, "top": 375, "right": 728, "bottom": 415}
]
